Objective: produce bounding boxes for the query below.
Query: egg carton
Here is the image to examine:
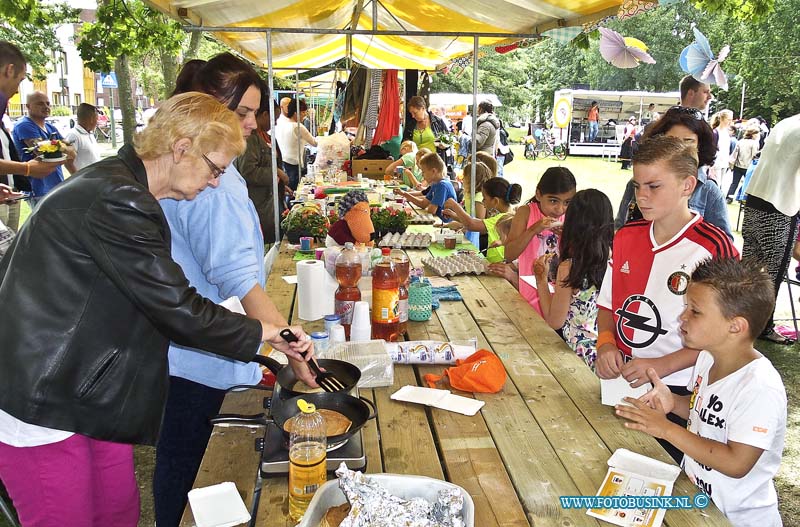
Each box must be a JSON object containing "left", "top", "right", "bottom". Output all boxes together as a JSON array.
[
  {"left": 378, "top": 232, "right": 432, "bottom": 249},
  {"left": 407, "top": 212, "right": 438, "bottom": 225},
  {"left": 421, "top": 252, "right": 488, "bottom": 277}
]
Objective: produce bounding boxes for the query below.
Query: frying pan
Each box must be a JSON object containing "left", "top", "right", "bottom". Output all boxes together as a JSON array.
[
  {"left": 251, "top": 355, "right": 361, "bottom": 398},
  {"left": 210, "top": 391, "right": 376, "bottom": 445}
]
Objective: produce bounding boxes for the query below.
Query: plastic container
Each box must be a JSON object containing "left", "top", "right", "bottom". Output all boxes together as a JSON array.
[
  {"left": 310, "top": 331, "right": 329, "bottom": 356},
  {"left": 288, "top": 399, "right": 327, "bottom": 522},
  {"left": 297, "top": 474, "right": 475, "bottom": 527},
  {"left": 371, "top": 247, "right": 399, "bottom": 342},
  {"left": 322, "top": 339, "right": 394, "bottom": 388},
  {"left": 408, "top": 280, "right": 432, "bottom": 321}
]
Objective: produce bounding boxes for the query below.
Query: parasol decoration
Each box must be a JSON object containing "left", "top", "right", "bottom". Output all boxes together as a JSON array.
[
  {"left": 679, "top": 27, "right": 730, "bottom": 90},
  {"left": 598, "top": 28, "right": 656, "bottom": 69}
]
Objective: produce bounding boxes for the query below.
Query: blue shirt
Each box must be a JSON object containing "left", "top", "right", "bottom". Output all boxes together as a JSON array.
[
  {"left": 688, "top": 167, "right": 733, "bottom": 240},
  {"left": 12, "top": 117, "right": 64, "bottom": 197},
  {"left": 160, "top": 163, "right": 264, "bottom": 389},
  {"left": 427, "top": 179, "right": 457, "bottom": 221}
]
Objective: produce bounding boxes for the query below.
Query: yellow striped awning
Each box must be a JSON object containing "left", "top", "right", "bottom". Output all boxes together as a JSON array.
[{"left": 145, "top": 0, "right": 623, "bottom": 70}]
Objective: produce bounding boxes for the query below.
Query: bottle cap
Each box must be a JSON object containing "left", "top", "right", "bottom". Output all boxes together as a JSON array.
[
  {"left": 297, "top": 398, "right": 316, "bottom": 414},
  {"left": 381, "top": 247, "right": 391, "bottom": 256}
]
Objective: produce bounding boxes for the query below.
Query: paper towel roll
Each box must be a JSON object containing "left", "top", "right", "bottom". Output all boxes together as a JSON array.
[{"left": 297, "top": 260, "right": 328, "bottom": 321}]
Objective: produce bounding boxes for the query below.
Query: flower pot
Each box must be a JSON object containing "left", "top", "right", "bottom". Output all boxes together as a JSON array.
[{"left": 285, "top": 230, "right": 310, "bottom": 244}]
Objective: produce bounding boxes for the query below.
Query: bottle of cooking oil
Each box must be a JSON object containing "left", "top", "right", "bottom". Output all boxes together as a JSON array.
[{"left": 288, "top": 399, "right": 327, "bottom": 522}]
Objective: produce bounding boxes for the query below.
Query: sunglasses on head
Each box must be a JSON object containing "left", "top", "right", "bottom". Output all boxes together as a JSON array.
[{"left": 668, "top": 106, "right": 704, "bottom": 120}]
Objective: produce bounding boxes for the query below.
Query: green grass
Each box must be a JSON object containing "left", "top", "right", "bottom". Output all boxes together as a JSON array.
[{"left": 3, "top": 151, "right": 798, "bottom": 527}]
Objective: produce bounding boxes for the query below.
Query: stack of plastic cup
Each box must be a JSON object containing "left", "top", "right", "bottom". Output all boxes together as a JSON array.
[
  {"left": 349, "top": 301, "right": 371, "bottom": 342},
  {"left": 329, "top": 324, "right": 346, "bottom": 344}
]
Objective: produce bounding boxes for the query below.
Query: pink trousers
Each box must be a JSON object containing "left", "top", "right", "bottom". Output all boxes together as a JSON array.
[{"left": 0, "top": 434, "right": 139, "bottom": 527}]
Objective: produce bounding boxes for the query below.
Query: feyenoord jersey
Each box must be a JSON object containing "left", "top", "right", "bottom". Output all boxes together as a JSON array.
[{"left": 598, "top": 214, "right": 738, "bottom": 386}]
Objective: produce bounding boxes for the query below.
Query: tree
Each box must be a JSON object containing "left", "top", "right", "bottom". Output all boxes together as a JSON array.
[
  {"left": 0, "top": 0, "right": 80, "bottom": 76},
  {"left": 77, "top": 0, "right": 185, "bottom": 143},
  {"left": 433, "top": 0, "right": 800, "bottom": 123}
]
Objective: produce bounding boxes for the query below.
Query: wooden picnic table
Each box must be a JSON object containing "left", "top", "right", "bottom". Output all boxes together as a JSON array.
[{"left": 181, "top": 240, "right": 731, "bottom": 527}]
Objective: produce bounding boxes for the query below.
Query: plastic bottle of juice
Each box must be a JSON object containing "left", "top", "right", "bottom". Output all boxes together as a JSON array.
[
  {"left": 288, "top": 399, "right": 327, "bottom": 522},
  {"left": 372, "top": 247, "right": 400, "bottom": 341},
  {"left": 390, "top": 244, "right": 410, "bottom": 337},
  {"left": 334, "top": 242, "right": 362, "bottom": 339}
]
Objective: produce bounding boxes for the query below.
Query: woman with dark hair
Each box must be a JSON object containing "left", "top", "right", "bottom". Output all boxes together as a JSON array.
[
  {"left": 170, "top": 58, "right": 206, "bottom": 97},
  {"left": 155, "top": 54, "right": 317, "bottom": 527},
  {"left": 403, "top": 95, "right": 452, "bottom": 170},
  {"left": 615, "top": 106, "right": 733, "bottom": 240},
  {"left": 274, "top": 97, "right": 317, "bottom": 191}
]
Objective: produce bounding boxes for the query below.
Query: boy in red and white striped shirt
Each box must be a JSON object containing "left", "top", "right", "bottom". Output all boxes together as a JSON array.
[{"left": 596, "top": 136, "right": 738, "bottom": 459}]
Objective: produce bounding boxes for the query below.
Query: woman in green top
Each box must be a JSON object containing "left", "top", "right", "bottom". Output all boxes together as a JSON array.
[
  {"left": 403, "top": 96, "right": 451, "bottom": 168},
  {"left": 442, "top": 177, "right": 522, "bottom": 263}
]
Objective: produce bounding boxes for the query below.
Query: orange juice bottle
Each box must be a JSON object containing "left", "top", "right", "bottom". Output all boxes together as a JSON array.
[
  {"left": 390, "top": 245, "right": 410, "bottom": 337},
  {"left": 372, "top": 247, "right": 400, "bottom": 341}
]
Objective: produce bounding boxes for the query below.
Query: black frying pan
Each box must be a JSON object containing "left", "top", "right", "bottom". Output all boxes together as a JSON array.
[
  {"left": 210, "top": 391, "right": 376, "bottom": 445},
  {"left": 251, "top": 355, "right": 361, "bottom": 398}
]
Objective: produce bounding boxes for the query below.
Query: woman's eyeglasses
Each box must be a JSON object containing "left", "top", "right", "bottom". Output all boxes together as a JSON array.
[
  {"left": 202, "top": 154, "right": 225, "bottom": 179},
  {"left": 668, "top": 106, "right": 704, "bottom": 121}
]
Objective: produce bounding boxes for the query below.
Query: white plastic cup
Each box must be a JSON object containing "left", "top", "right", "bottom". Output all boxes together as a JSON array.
[
  {"left": 351, "top": 301, "right": 370, "bottom": 328},
  {"left": 349, "top": 323, "right": 371, "bottom": 342},
  {"left": 329, "top": 324, "right": 346, "bottom": 343}
]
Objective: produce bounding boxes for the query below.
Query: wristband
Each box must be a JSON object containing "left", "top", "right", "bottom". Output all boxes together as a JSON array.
[
  {"left": 596, "top": 330, "right": 617, "bottom": 350},
  {"left": 24, "top": 162, "right": 30, "bottom": 177}
]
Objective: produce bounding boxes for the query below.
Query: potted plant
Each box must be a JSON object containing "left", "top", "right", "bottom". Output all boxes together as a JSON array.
[
  {"left": 370, "top": 206, "right": 410, "bottom": 239},
  {"left": 280, "top": 204, "right": 331, "bottom": 243}
]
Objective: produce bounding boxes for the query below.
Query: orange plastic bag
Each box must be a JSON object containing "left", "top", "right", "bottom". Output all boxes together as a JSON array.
[{"left": 423, "top": 350, "right": 506, "bottom": 393}]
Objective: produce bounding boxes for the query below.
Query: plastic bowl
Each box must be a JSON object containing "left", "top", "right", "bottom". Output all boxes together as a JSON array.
[{"left": 297, "top": 473, "right": 475, "bottom": 527}]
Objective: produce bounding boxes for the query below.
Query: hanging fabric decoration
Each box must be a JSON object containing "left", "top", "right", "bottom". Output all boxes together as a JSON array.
[
  {"left": 495, "top": 43, "right": 519, "bottom": 54},
  {"left": 542, "top": 27, "right": 583, "bottom": 44},
  {"left": 598, "top": 28, "right": 656, "bottom": 68},
  {"left": 372, "top": 70, "right": 400, "bottom": 146},
  {"left": 617, "top": 0, "right": 658, "bottom": 20},
  {"left": 679, "top": 27, "right": 730, "bottom": 90},
  {"left": 583, "top": 16, "right": 616, "bottom": 33},
  {"left": 362, "top": 69, "right": 382, "bottom": 146}
]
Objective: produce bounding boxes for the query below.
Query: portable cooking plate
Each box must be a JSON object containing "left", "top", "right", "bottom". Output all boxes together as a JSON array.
[{"left": 211, "top": 384, "right": 373, "bottom": 476}]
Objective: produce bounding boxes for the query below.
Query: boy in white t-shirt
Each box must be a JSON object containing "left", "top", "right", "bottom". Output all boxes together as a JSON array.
[{"left": 617, "top": 258, "right": 786, "bottom": 527}]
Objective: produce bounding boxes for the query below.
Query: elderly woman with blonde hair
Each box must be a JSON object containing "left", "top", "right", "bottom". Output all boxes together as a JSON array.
[{"left": 0, "top": 92, "right": 314, "bottom": 527}]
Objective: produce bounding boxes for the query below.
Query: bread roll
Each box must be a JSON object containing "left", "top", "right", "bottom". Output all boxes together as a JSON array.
[{"left": 318, "top": 503, "right": 350, "bottom": 527}]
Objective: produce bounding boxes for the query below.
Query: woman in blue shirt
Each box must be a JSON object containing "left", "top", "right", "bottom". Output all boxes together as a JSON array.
[{"left": 153, "top": 54, "right": 317, "bottom": 527}]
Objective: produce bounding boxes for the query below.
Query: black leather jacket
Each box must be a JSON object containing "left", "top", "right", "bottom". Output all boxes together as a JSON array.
[{"left": 0, "top": 144, "right": 262, "bottom": 445}]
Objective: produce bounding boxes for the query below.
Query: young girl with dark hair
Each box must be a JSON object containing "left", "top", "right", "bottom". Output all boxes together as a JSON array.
[
  {"left": 443, "top": 177, "right": 522, "bottom": 263},
  {"left": 532, "top": 189, "right": 614, "bottom": 369},
  {"left": 502, "top": 167, "right": 577, "bottom": 314}
]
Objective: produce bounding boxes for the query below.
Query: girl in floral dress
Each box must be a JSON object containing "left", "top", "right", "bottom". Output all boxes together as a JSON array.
[{"left": 533, "top": 189, "right": 614, "bottom": 370}]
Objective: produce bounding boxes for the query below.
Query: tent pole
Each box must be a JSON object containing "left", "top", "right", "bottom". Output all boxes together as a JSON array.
[
  {"left": 470, "top": 36, "right": 478, "bottom": 216},
  {"left": 372, "top": 0, "right": 378, "bottom": 31},
  {"left": 267, "top": 30, "right": 281, "bottom": 245},
  {"left": 296, "top": 69, "right": 302, "bottom": 183}
]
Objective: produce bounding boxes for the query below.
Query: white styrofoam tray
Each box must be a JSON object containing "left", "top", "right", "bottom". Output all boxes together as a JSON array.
[
  {"left": 187, "top": 481, "right": 251, "bottom": 527},
  {"left": 297, "top": 473, "right": 475, "bottom": 527}
]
